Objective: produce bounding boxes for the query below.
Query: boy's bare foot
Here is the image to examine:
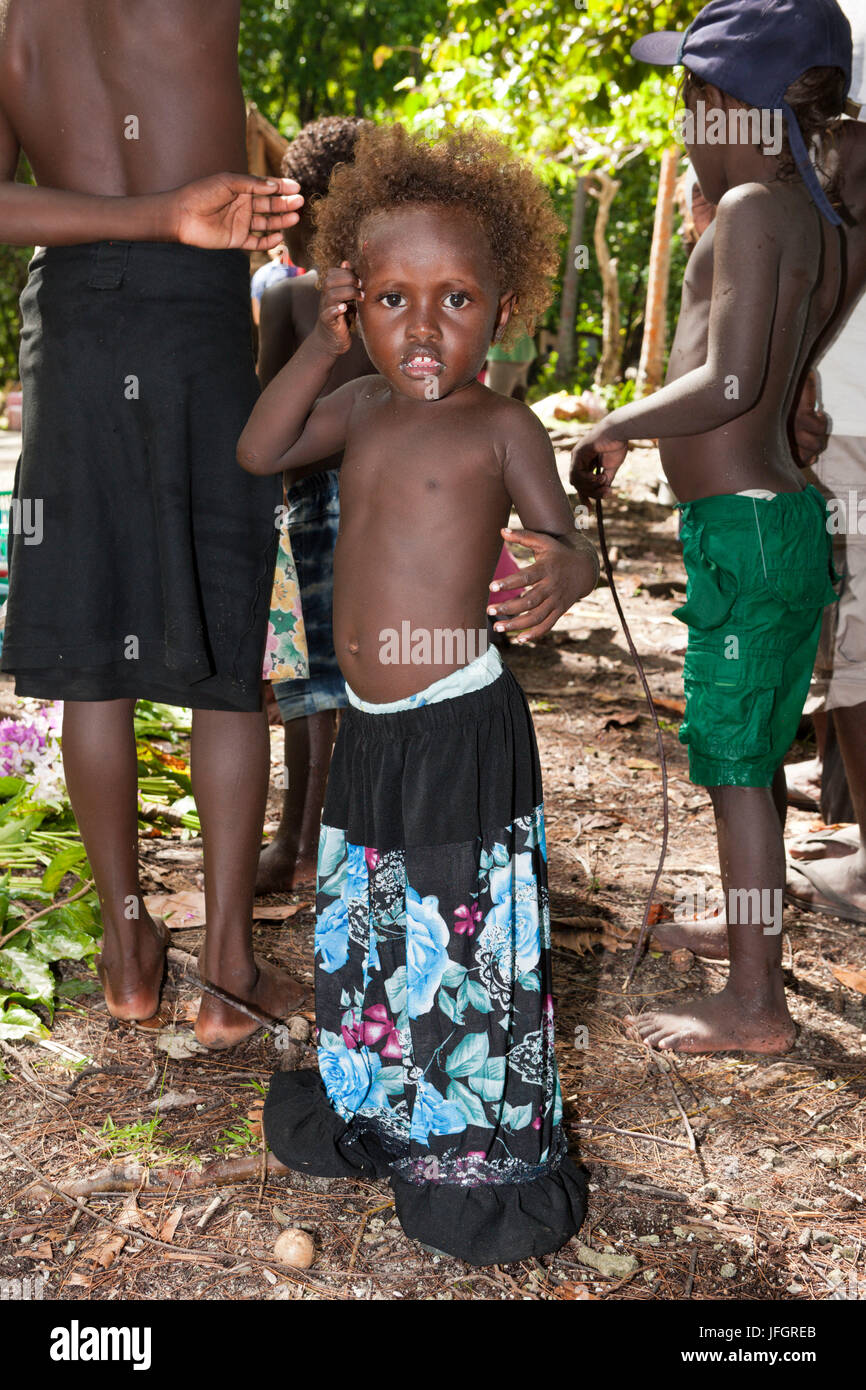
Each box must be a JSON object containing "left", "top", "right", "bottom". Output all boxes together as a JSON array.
[
  {"left": 650, "top": 914, "right": 729, "bottom": 960},
  {"left": 96, "top": 915, "right": 170, "bottom": 1022},
  {"left": 255, "top": 839, "right": 317, "bottom": 895},
  {"left": 785, "top": 851, "right": 866, "bottom": 924},
  {"left": 195, "top": 953, "right": 309, "bottom": 1049},
  {"left": 785, "top": 758, "right": 821, "bottom": 811},
  {"left": 625, "top": 987, "right": 795, "bottom": 1055},
  {"left": 788, "top": 825, "right": 859, "bottom": 862}
]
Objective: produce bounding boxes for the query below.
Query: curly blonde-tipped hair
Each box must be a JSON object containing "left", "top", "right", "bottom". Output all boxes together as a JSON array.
[{"left": 310, "top": 122, "right": 564, "bottom": 346}]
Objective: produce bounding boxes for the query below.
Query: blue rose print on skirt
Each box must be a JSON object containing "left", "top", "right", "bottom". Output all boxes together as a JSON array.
[{"left": 311, "top": 805, "right": 568, "bottom": 1188}]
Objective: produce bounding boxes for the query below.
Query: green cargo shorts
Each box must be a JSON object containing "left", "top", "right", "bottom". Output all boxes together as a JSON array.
[{"left": 675, "top": 486, "right": 839, "bottom": 788}]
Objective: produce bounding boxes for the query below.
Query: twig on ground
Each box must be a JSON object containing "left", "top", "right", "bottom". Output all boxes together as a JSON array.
[
  {"left": 646, "top": 1048, "right": 697, "bottom": 1151},
  {"left": 575, "top": 1120, "right": 693, "bottom": 1151},
  {"left": 0, "top": 1039, "right": 70, "bottom": 1104},
  {"left": 196, "top": 1196, "right": 222, "bottom": 1231}
]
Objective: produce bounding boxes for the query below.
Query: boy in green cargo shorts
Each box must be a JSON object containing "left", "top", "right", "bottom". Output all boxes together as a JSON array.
[
  {"left": 676, "top": 487, "right": 838, "bottom": 789},
  {"left": 572, "top": 0, "right": 849, "bottom": 1054}
]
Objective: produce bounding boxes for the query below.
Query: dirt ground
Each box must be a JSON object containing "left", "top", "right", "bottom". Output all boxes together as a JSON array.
[{"left": 1, "top": 444, "right": 864, "bottom": 1303}]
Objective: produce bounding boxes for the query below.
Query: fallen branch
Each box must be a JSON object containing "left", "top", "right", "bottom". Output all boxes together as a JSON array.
[
  {"left": 22, "top": 1151, "right": 290, "bottom": 1204},
  {"left": 0, "top": 1131, "right": 233, "bottom": 1261}
]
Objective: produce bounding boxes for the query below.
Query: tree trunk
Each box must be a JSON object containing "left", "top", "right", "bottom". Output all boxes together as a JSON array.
[
  {"left": 555, "top": 176, "right": 588, "bottom": 381},
  {"left": 636, "top": 146, "right": 679, "bottom": 398},
  {"left": 589, "top": 171, "right": 622, "bottom": 387}
]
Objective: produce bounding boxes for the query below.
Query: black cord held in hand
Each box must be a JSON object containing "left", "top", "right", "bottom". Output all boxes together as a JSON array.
[{"left": 594, "top": 495, "right": 670, "bottom": 990}]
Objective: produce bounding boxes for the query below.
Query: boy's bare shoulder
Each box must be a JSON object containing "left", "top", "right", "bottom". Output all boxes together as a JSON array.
[
  {"left": 715, "top": 180, "right": 788, "bottom": 226},
  {"left": 714, "top": 181, "right": 812, "bottom": 259}
]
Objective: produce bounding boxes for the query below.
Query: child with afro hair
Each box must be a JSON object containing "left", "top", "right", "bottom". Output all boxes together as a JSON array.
[{"left": 240, "top": 122, "right": 597, "bottom": 1265}]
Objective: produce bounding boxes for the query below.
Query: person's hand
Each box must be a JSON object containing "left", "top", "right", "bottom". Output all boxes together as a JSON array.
[
  {"left": 487, "top": 528, "right": 599, "bottom": 642},
  {"left": 314, "top": 263, "right": 364, "bottom": 356},
  {"left": 793, "top": 370, "right": 829, "bottom": 468},
  {"left": 171, "top": 174, "right": 303, "bottom": 252},
  {"left": 570, "top": 425, "right": 629, "bottom": 501},
  {"left": 262, "top": 680, "right": 284, "bottom": 727}
]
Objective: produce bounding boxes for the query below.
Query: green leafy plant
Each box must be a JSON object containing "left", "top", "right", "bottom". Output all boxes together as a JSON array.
[{"left": 0, "top": 700, "right": 201, "bottom": 1040}]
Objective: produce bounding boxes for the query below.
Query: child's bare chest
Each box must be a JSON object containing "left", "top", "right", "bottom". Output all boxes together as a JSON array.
[{"left": 341, "top": 397, "right": 506, "bottom": 504}]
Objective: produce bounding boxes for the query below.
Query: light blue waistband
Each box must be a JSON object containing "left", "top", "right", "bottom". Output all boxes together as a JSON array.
[{"left": 346, "top": 645, "right": 503, "bottom": 713}]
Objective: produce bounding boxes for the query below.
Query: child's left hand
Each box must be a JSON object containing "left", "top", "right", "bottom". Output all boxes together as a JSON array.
[
  {"left": 570, "top": 426, "right": 629, "bottom": 500},
  {"left": 488, "top": 528, "right": 598, "bottom": 642}
]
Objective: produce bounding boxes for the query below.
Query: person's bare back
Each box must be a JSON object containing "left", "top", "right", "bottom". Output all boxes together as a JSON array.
[
  {"left": 0, "top": 0, "right": 246, "bottom": 190},
  {"left": 661, "top": 180, "right": 842, "bottom": 500}
]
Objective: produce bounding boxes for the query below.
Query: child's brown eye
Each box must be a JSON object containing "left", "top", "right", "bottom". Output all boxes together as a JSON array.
[
  {"left": 382, "top": 293, "right": 404, "bottom": 308},
  {"left": 445, "top": 293, "right": 469, "bottom": 308}
]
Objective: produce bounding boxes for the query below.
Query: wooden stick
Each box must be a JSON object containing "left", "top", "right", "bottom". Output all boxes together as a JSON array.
[{"left": 574, "top": 1120, "right": 692, "bottom": 1151}]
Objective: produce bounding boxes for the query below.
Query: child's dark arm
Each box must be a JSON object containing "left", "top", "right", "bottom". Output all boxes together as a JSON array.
[
  {"left": 238, "top": 263, "right": 364, "bottom": 475},
  {"left": 497, "top": 405, "right": 599, "bottom": 640},
  {"left": 572, "top": 184, "right": 783, "bottom": 494}
]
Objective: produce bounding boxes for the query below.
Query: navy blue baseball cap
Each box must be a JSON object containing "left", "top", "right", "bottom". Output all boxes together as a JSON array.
[{"left": 632, "top": 0, "right": 853, "bottom": 225}]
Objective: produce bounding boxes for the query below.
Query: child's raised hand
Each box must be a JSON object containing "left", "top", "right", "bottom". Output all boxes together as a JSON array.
[
  {"left": 570, "top": 427, "right": 628, "bottom": 501},
  {"left": 315, "top": 262, "right": 364, "bottom": 355}
]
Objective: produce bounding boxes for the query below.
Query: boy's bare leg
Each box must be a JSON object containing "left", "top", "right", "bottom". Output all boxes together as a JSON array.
[
  {"left": 192, "top": 708, "right": 307, "bottom": 1048},
  {"left": 255, "top": 710, "right": 337, "bottom": 894},
  {"left": 629, "top": 783, "right": 795, "bottom": 1053},
  {"left": 787, "top": 700, "right": 866, "bottom": 913},
  {"left": 62, "top": 700, "right": 168, "bottom": 1020},
  {"left": 651, "top": 766, "right": 788, "bottom": 960}
]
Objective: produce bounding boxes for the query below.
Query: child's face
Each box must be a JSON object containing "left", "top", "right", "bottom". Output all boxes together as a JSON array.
[{"left": 353, "top": 204, "right": 513, "bottom": 400}]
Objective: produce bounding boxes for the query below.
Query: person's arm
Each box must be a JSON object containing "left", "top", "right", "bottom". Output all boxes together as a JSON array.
[
  {"left": 0, "top": 106, "right": 303, "bottom": 249},
  {"left": 257, "top": 280, "right": 302, "bottom": 387},
  {"left": 237, "top": 262, "right": 364, "bottom": 475},
  {"left": 571, "top": 183, "right": 783, "bottom": 495},
  {"left": 492, "top": 405, "right": 599, "bottom": 641}
]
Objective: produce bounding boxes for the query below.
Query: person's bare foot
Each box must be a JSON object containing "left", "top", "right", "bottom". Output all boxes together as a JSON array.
[
  {"left": 788, "top": 826, "right": 859, "bottom": 863},
  {"left": 96, "top": 915, "right": 170, "bottom": 1021},
  {"left": 625, "top": 986, "right": 795, "bottom": 1054},
  {"left": 785, "top": 757, "right": 821, "bottom": 810},
  {"left": 650, "top": 914, "right": 729, "bottom": 960},
  {"left": 195, "top": 952, "right": 309, "bottom": 1049},
  {"left": 786, "top": 849, "right": 866, "bottom": 921},
  {"left": 255, "top": 839, "right": 317, "bottom": 895}
]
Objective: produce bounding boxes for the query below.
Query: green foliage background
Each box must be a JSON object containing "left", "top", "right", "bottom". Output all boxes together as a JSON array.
[{"left": 1, "top": 0, "right": 700, "bottom": 390}]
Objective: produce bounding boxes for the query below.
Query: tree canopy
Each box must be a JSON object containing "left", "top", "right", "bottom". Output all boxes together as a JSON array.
[{"left": 1, "top": 0, "right": 701, "bottom": 389}]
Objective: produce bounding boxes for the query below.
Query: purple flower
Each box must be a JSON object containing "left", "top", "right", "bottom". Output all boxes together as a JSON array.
[{"left": 453, "top": 903, "right": 483, "bottom": 936}]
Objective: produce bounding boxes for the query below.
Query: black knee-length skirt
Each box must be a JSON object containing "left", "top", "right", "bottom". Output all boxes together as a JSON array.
[{"left": 1, "top": 241, "right": 280, "bottom": 710}]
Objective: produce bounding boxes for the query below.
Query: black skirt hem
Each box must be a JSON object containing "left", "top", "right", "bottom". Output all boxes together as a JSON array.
[{"left": 263, "top": 1069, "right": 587, "bottom": 1267}]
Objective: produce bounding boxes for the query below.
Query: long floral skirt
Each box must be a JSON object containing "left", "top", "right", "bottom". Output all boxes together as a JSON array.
[{"left": 263, "top": 666, "right": 586, "bottom": 1265}]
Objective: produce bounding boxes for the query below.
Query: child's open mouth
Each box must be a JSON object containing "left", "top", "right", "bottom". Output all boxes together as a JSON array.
[{"left": 400, "top": 352, "right": 445, "bottom": 378}]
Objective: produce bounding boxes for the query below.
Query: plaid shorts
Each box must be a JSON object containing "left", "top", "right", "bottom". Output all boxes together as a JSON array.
[{"left": 272, "top": 469, "right": 348, "bottom": 723}]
